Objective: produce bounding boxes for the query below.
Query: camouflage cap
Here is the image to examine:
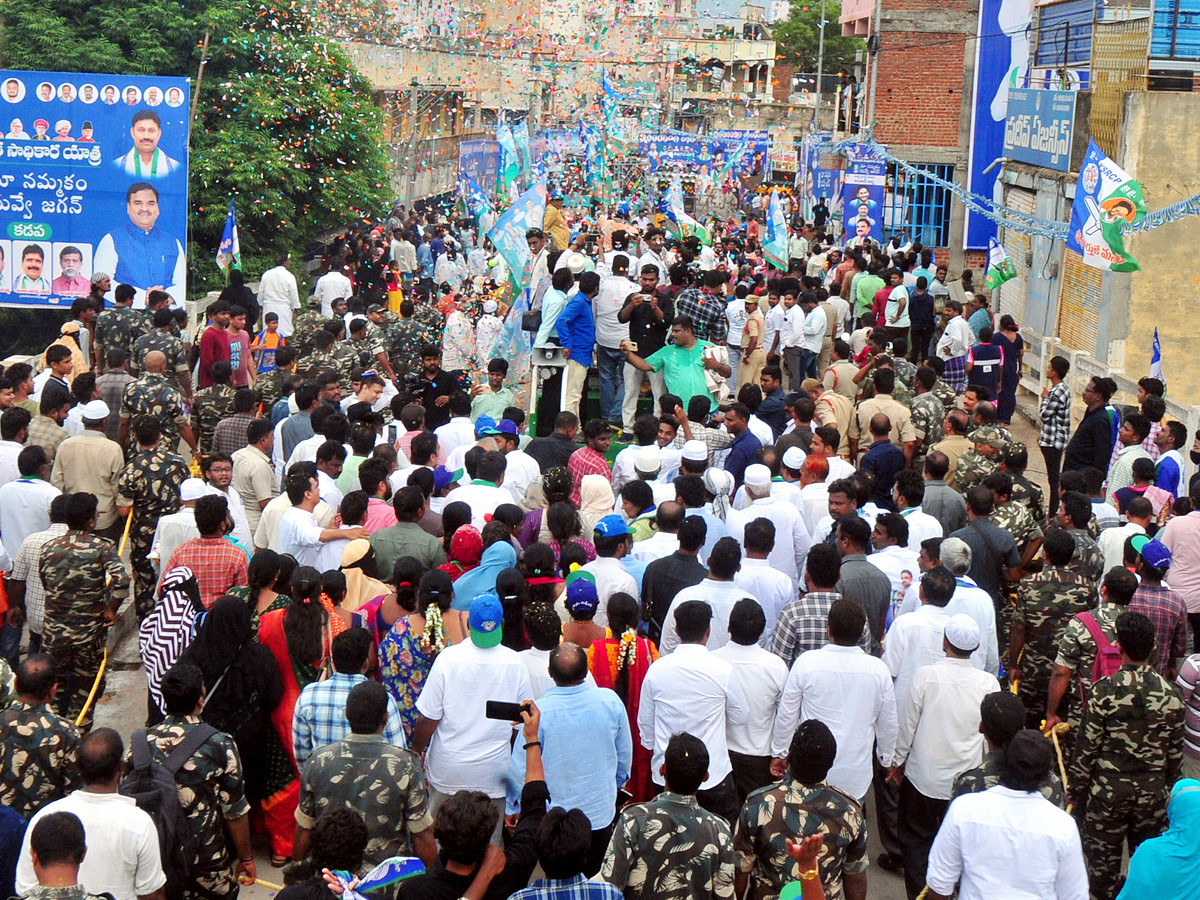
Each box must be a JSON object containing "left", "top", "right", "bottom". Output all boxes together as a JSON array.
[{"left": 972, "top": 426, "right": 1008, "bottom": 449}]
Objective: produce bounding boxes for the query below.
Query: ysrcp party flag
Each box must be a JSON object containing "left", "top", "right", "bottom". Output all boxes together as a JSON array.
[
  {"left": 983, "top": 238, "right": 1017, "bottom": 290},
  {"left": 763, "top": 189, "right": 789, "bottom": 270},
  {"left": 661, "top": 174, "right": 711, "bottom": 246},
  {"left": 216, "top": 200, "right": 241, "bottom": 274},
  {"left": 496, "top": 121, "right": 521, "bottom": 195},
  {"left": 487, "top": 181, "right": 546, "bottom": 293},
  {"left": 513, "top": 120, "right": 533, "bottom": 183},
  {"left": 1067, "top": 139, "right": 1146, "bottom": 272},
  {"left": 1150, "top": 327, "right": 1165, "bottom": 388}
]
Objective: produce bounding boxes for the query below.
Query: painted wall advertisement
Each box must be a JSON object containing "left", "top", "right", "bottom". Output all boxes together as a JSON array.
[
  {"left": 1003, "top": 88, "right": 1076, "bottom": 171},
  {"left": 0, "top": 70, "right": 189, "bottom": 308},
  {"left": 843, "top": 143, "right": 886, "bottom": 244}
]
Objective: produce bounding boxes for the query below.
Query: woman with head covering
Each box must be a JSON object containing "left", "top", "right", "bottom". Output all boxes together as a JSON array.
[
  {"left": 339, "top": 539, "right": 389, "bottom": 614},
  {"left": 518, "top": 467, "right": 574, "bottom": 547},
  {"left": 227, "top": 549, "right": 291, "bottom": 634},
  {"left": 1118, "top": 779, "right": 1200, "bottom": 900},
  {"left": 438, "top": 524, "right": 483, "bottom": 582},
  {"left": 177, "top": 593, "right": 283, "bottom": 824},
  {"left": 256, "top": 568, "right": 330, "bottom": 865},
  {"left": 578, "top": 474, "right": 616, "bottom": 535},
  {"left": 378, "top": 558, "right": 441, "bottom": 741},
  {"left": 139, "top": 566, "right": 203, "bottom": 724},
  {"left": 452, "top": 528, "right": 518, "bottom": 614}
]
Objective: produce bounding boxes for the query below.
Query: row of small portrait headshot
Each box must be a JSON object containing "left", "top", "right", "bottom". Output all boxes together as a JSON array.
[
  {"left": 0, "top": 241, "right": 93, "bottom": 295},
  {"left": 1, "top": 78, "right": 185, "bottom": 108}
]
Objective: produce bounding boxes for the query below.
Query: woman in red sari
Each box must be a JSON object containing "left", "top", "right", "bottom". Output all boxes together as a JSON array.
[
  {"left": 586, "top": 591, "right": 658, "bottom": 802},
  {"left": 256, "top": 567, "right": 330, "bottom": 866}
]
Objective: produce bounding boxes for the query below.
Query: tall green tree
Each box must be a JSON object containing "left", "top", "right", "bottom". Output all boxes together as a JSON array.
[
  {"left": 0, "top": 0, "right": 390, "bottom": 292},
  {"left": 773, "top": 1, "right": 865, "bottom": 75}
]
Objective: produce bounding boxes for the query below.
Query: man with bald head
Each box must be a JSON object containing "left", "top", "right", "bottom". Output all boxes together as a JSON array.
[
  {"left": 505, "top": 642, "right": 632, "bottom": 876},
  {"left": 861, "top": 413, "right": 907, "bottom": 510},
  {"left": 119, "top": 349, "right": 197, "bottom": 457}
]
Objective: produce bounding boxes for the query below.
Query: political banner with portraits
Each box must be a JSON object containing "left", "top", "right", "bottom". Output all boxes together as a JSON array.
[{"left": 0, "top": 70, "right": 189, "bottom": 309}]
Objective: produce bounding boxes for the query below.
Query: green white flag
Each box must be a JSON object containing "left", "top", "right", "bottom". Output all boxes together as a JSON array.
[
  {"left": 984, "top": 238, "right": 1017, "bottom": 290},
  {"left": 1067, "top": 139, "right": 1146, "bottom": 272}
]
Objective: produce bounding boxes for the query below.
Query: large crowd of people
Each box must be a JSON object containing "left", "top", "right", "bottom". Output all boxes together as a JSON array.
[{"left": 0, "top": 200, "right": 1196, "bottom": 900}]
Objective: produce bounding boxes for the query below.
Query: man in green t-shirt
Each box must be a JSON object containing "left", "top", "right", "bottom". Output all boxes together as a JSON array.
[{"left": 622, "top": 315, "right": 730, "bottom": 412}]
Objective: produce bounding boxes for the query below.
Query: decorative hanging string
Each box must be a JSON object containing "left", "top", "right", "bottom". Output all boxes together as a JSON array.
[{"left": 810, "top": 135, "right": 1200, "bottom": 242}]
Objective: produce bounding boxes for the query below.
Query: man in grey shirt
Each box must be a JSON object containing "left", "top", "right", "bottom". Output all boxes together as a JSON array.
[
  {"left": 949, "top": 486, "right": 1023, "bottom": 602},
  {"left": 835, "top": 515, "right": 893, "bottom": 654},
  {"left": 921, "top": 450, "right": 968, "bottom": 535}
]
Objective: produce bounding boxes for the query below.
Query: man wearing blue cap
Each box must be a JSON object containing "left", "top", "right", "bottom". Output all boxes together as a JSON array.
[
  {"left": 414, "top": 591, "right": 533, "bottom": 830},
  {"left": 1128, "top": 534, "right": 1188, "bottom": 680},
  {"left": 581, "top": 515, "right": 639, "bottom": 629},
  {"left": 492, "top": 419, "right": 540, "bottom": 503}
]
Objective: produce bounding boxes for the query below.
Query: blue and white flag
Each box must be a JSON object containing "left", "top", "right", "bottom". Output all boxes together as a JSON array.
[
  {"left": 458, "top": 170, "right": 494, "bottom": 223},
  {"left": 661, "top": 174, "right": 711, "bottom": 246},
  {"left": 721, "top": 132, "right": 752, "bottom": 177},
  {"left": 1150, "top": 327, "right": 1165, "bottom": 388},
  {"left": 513, "top": 120, "right": 534, "bottom": 184},
  {"left": 215, "top": 200, "right": 241, "bottom": 274},
  {"left": 487, "top": 180, "right": 547, "bottom": 292},
  {"left": 763, "top": 189, "right": 789, "bottom": 270},
  {"left": 496, "top": 121, "right": 521, "bottom": 195}
]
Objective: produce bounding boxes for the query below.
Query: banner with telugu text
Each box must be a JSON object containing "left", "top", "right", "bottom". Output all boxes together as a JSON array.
[{"left": 0, "top": 70, "right": 189, "bottom": 309}]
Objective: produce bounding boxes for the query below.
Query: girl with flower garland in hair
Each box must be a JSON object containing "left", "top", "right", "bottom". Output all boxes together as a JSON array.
[
  {"left": 588, "top": 591, "right": 658, "bottom": 801},
  {"left": 378, "top": 557, "right": 442, "bottom": 741}
]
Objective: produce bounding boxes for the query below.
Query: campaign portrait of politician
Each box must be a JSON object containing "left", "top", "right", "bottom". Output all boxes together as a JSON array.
[
  {"left": 92, "top": 182, "right": 185, "bottom": 307},
  {"left": 115, "top": 109, "right": 180, "bottom": 179}
]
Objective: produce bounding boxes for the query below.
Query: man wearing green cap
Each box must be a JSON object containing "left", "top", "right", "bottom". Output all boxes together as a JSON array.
[{"left": 949, "top": 426, "right": 1005, "bottom": 494}]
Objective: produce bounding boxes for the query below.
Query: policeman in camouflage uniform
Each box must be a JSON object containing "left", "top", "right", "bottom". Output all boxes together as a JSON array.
[
  {"left": 1069, "top": 610, "right": 1184, "bottom": 900},
  {"left": 929, "top": 373, "right": 958, "bottom": 411},
  {"left": 891, "top": 352, "right": 918, "bottom": 393},
  {"left": 39, "top": 492, "right": 129, "bottom": 732},
  {"left": 734, "top": 721, "right": 867, "bottom": 900},
  {"left": 412, "top": 293, "right": 444, "bottom": 344},
  {"left": 0, "top": 654, "right": 80, "bottom": 818},
  {"left": 949, "top": 426, "right": 1005, "bottom": 493},
  {"left": 985, "top": 471, "right": 1044, "bottom": 562},
  {"left": 295, "top": 681, "right": 434, "bottom": 866},
  {"left": 1010, "top": 527, "right": 1095, "bottom": 727},
  {"left": 130, "top": 307, "right": 194, "bottom": 401},
  {"left": 949, "top": 691, "right": 1067, "bottom": 808},
  {"left": 130, "top": 663, "right": 254, "bottom": 900},
  {"left": 120, "top": 350, "right": 197, "bottom": 458},
  {"left": 346, "top": 316, "right": 391, "bottom": 374},
  {"left": 909, "top": 366, "right": 945, "bottom": 472},
  {"left": 1000, "top": 442, "right": 1046, "bottom": 527},
  {"left": 387, "top": 310, "right": 432, "bottom": 382},
  {"left": 329, "top": 322, "right": 359, "bottom": 394},
  {"left": 117, "top": 415, "right": 190, "bottom": 618},
  {"left": 93, "top": 284, "right": 147, "bottom": 373},
  {"left": 295, "top": 329, "right": 341, "bottom": 384},
  {"left": 289, "top": 301, "right": 330, "bottom": 360},
  {"left": 1058, "top": 491, "right": 1106, "bottom": 583},
  {"left": 859, "top": 360, "right": 913, "bottom": 407},
  {"left": 191, "top": 360, "right": 236, "bottom": 458},
  {"left": 256, "top": 345, "right": 296, "bottom": 414},
  {"left": 365, "top": 302, "right": 401, "bottom": 334}
]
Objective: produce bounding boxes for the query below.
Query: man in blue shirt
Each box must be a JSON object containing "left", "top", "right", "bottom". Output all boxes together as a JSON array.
[
  {"left": 415, "top": 238, "right": 434, "bottom": 289},
  {"left": 93, "top": 181, "right": 185, "bottom": 305},
  {"left": 723, "top": 402, "right": 762, "bottom": 489},
  {"left": 506, "top": 643, "right": 632, "bottom": 876},
  {"left": 557, "top": 271, "right": 599, "bottom": 423},
  {"left": 756, "top": 366, "right": 788, "bottom": 438},
  {"left": 860, "top": 412, "right": 906, "bottom": 510}
]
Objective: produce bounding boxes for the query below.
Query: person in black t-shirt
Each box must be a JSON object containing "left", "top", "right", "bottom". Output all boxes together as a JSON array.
[{"left": 409, "top": 343, "right": 465, "bottom": 431}]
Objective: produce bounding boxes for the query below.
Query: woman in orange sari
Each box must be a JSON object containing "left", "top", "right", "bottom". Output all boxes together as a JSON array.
[
  {"left": 255, "top": 567, "right": 330, "bottom": 866},
  {"left": 586, "top": 591, "right": 658, "bottom": 802}
]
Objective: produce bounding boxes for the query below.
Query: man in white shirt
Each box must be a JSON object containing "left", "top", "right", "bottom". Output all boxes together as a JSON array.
[
  {"left": 443, "top": 449, "right": 510, "bottom": 530},
  {"left": 712, "top": 599, "right": 788, "bottom": 803},
  {"left": 313, "top": 265, "right": 353, "bottom": 317},
  {"left": 492, "top": 421, "right": 539, "bottom": 504},
  {"left": 868, "top": 513, "right": 920, "bottom": 597},
  {"left": 413, "top": 593, "right": 533, "bottom": 820},
  {"left": 794, "top": 452, "right": 831, "bottom": 535},
  {"left": 433, "top": 393, "right": 477, "bottom": 460},
  {"left": 891, "top": 614, "right": 1000, "bottom": 898},
  {"left": 763, "top": 294, "right": 785, "bottom": 362},
  {"left": 771, "top": 598, "right": 897, "bottom": 803},
  {"left": 0, "top": 408, "right": 29, "bottom": 487},
  {"left": 639, "top": 598, "right": 748, "bottom": 822},
  {"left": 0, "top": 447, "right": 59, "bottom": 558},
  {"left": 1098, "top": 495, "right": 1152, "bottom": 574},
  {"left": 732, "top": 518, "right": 796, "bottom": 646},
  {"left": 925, "top": 731, "right": 1088, "bottom": 900},
  {"left": 636, "top": 227, "right": 666, "bottom": 279},
  {"left": 231, "top": 419, "right": 277, "bottom": 536},
  {"left": 581, "top": 516, "right": 640, "bottom": 629},
  {"left": 277, "top": 471, "right": 367, "bottom": 568},
  {"left": 894, "top": 470, "right": 944, "bottom": 551},
  {"left": 16, "top": 727, "right": 166, "bottom": 900},
  {"left": 631, "top": 502, "right": 682, "bottom": 564},
  {"left": 595, "top": 255, "right": 636, "bottom": 424},
  {"left": 800, "top": 293, "right": 827, "bottom": 381},
  {"left": 935, "top": 538, "right": 1001, "bottom": 675},
  {"left": 659, "top": 537, "right": 759, "bottom": 654},
  {"left": 257, "top": 251, "right": 301, "bottom": 336},
  {"left": 727, "top": 465, "right": 809, "bottom": 584},
  {"left": 936, "top": 299, "right": 972, "bottom": 363},
  {"left": 780, "top": 291, "right": 803, "bottom": 391}
]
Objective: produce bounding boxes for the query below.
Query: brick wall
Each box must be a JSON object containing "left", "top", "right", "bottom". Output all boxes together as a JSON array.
[
  {"left": 773, "top": 63, "right": 794, "bottom": 102},
  {"left": 871, "top": 31, "right": 966, "bottom": 147}
]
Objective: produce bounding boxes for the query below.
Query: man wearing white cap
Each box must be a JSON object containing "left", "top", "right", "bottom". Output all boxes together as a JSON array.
[
  {"left": 49, "top": 400, "right": 123, "bottom": 538},
  {"left": 727, "top": 464, "right": 810, "bottom": 584},
  {"left": 148, "top": 478, "right": 205, "bottom": 581},
  {"left": 632, "top": 445, "right": 675, "bottom": 506},
  {"left": 891, "top": 612, "right": 1001, "bottom": 898}
]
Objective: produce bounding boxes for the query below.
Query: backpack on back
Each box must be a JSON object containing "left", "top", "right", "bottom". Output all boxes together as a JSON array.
[
  {"left": 1075, "top": 611, "right": 1123, "bottom": 687},
  {"left": 119, "top": 724, "right": 217, "bottom": 900}
]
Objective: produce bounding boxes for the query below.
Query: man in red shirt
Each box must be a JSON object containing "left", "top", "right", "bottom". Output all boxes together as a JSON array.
[
  {"left": 163, "top": 493, "right": 249, "bottom": 608},
  {"left": 197, "top": 299, "right": 232, "bottom": 389},
  {"left": 568, "top": 419, "right": 613, "bottom": 506}
]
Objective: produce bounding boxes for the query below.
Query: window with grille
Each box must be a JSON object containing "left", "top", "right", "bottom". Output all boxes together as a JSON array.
[{"left": 883, "top": 163, "right": 954, "bottom": 248}]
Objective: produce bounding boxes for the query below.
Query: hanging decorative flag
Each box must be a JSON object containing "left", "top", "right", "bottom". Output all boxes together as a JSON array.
[
  {"left": 1067, "top": 139, "right": 1146, "bottom": 272},
  {"left": 458, "top": 170, "right": 494, "bottom": 225},
  {"left": 763, "top": 189, "right": 789, "bottom": 270},
  {"left": 983, "top": 238, "right": 1018, "bottom": 290},
  {"left": 513, "top": 120, "right": 533, "bottom": 184},
  {"left": 215, "top": 200, "right": 241, "bottom": 275},
  {"left": 496, "top": 121, "right": 521, "bottom": 195},
  {"left": 487, "top": 180, "right": 547, "bottom": 293},
  {"left": 1150, "top": 327, "right": 1165, "bottom": 388},
  {"left": 720, "top": 132, "right": 752, "bottom": 177},
  {"left": 660, "top": 173, "right": 711, "bottom": 246}
]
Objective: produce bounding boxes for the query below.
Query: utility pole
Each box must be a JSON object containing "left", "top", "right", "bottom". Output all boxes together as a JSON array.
[
  {"left": 813, "top": 0, "right": 826, "bottom": 132},
  {"left": 865, "top": 0, "right": 882, "bottom": 132}
]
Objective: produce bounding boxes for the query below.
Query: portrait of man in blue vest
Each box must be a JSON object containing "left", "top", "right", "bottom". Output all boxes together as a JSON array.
[{"left": 93, "top": 181, "right": 185, "bottom": 307}]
